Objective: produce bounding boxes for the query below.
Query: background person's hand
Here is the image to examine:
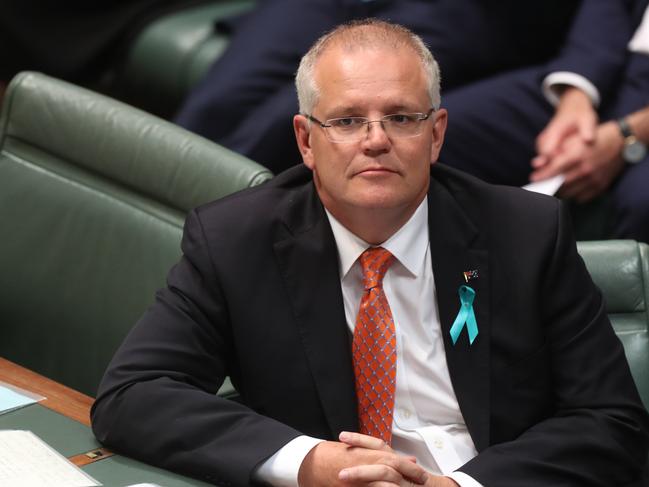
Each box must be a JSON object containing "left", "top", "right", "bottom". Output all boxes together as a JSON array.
[
  {"left": 532, "top": 86, "right": 598, "bottom": 179},
  {"left": 531, "top": 120, "right": 625, "bottom": 202},
  {"left": 557, "top": 120, "right": 625, "bottom": 202}
]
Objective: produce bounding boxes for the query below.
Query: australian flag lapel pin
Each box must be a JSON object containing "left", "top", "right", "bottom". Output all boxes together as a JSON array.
[{"left": 463, "top": 269, "right": 479, "bottom": 283}]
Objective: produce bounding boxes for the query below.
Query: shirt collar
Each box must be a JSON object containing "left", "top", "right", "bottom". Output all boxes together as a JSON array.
[{"left": 325, "top": 198, "right": 430, "bottom": 279}]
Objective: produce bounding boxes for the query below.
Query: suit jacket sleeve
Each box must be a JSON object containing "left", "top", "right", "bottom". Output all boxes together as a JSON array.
[
  {"left": 91, "top": 209, "right": 302, "bottom": 487},
  {"left": 458, "top": 202, "right": 649, "bottom": 486},
  {"left": 544, "top": 0, "right": 635, "bottom": 99}
]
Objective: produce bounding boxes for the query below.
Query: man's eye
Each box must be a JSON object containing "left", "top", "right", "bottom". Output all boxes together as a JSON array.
[
  {"left": 330, "top": 118, "right": 361, "bottom": 128},
  {"left": 387, "top": 114, "right": 416, "bottom": 124}
]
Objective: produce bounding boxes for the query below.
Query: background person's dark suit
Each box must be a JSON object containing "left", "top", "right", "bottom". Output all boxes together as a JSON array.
[
  {"left": 91, "top": 164, "right": 649, "bottom": 487},
  {"left": 440, "top": 2, "right": 649, "bottom": 242},
  {"left": 174, "top": 0, "right": 635, "bottom": 173},
  {"left": 0, "top": 0, "right": 210, "bottom": 87}
]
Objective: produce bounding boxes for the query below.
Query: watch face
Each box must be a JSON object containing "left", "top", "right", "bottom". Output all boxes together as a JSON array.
[{"left": 624, "top": 140, "right": 647, "bottom": 164}]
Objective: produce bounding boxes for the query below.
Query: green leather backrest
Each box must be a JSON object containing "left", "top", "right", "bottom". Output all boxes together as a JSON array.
[
  {"left": 0, "top": 71, "right": 272, "bottom": 396},
  {"left": 577, "top": 240, "right": 649, "bottom": 407},
  {"left": 117, "top": 0, "right": 256, "bottom": 117}
]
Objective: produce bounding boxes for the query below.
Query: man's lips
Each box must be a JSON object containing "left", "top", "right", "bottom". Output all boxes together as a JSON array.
[{"left": 354, "top": 166, "right": 398, "bottom": 176}]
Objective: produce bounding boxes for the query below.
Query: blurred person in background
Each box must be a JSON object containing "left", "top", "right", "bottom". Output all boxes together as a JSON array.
[
  {"left": 440, "top": 1, "right": 649, "bottom": 241},
  {"left": 0, "top": 0, "right": 211, "bottom": 99},
  {"left": 175, "top": 0, "right": 639, "bottom": 176}
]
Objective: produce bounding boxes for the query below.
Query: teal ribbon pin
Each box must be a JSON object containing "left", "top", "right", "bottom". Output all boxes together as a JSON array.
[{"left": 450, "top": 285, "right": 479, "bottom": 345}]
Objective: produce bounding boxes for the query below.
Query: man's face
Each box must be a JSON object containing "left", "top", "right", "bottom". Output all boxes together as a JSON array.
[{"left": 294, "top": 44, "right": 447, "bottom": 222}]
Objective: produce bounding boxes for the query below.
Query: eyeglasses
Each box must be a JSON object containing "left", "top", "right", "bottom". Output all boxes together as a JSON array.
[{"left": 304, "top": 108, "right": 435, "bottom": 143}]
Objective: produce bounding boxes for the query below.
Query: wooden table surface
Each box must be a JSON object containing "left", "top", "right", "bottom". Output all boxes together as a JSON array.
[
  {"left": 0, "top": 357, "right": 93, "bottom": 426},
  {"left": 0, "top": 357, "right": 116, "bottom": 466}
]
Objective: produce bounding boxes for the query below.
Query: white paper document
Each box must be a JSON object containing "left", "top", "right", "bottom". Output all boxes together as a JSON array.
[
  {"left": 0, "top": 430, "right": 101, "bottom": 486},
  {"left": 522, "top": 174, "right": 565, "bottom": 196},
  {"left": 0, "top": 382, "right": 42, "bottom": 415}
]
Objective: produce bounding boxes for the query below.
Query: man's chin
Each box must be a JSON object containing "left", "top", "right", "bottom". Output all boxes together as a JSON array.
[{"left": 348, "top": 194, "right": 414, "bottom": 211}]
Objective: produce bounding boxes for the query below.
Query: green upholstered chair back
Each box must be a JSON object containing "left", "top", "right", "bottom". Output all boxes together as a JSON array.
[
  {"left": 116, "top": 0, "right": 256, "bottom": 117},
  {"left": 0, "top": 71, "right": 272, "bottom": 396},
  {"left": 577, "top": 240, "right": 649, "bottom": 407}
]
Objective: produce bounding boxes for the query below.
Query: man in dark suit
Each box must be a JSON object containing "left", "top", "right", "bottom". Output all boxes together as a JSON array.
[
  {"left": 92, "top": 19, "right": 649, "bottom": 487},
  {"left": 174, "top": 0, "right": 635, "bottom": 174}
]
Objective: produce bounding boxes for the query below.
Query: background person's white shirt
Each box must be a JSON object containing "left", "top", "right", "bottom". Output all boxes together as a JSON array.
[
  {"left": 629, "top": 6, "right": 649, "bottom": 54},
  {"left": 255, "top": 198, "right": 482, "bottom": 487},
  {"left": 544, "top": 5, "right": 649, "bottom": 106}
]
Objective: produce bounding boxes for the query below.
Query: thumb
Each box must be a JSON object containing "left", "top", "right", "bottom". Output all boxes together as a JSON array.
[
  {"left": 537, "top": 120, "right": 568, "bottom": 156},
  {"left": 578, "top": 119, "right": 596, "bottom": 144}
]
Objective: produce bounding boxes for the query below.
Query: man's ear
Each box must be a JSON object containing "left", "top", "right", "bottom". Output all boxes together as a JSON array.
[
  {"left": 430, "top": 108, "right": 448, "bottom": 164},
  {"left": 294, "top": 114, "right": 314, "bottom": 169}
]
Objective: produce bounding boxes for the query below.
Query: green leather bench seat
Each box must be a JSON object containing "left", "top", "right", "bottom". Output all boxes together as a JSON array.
[
  {"left": 116, "top": 0, "right": 256, "bottom": 117},
  {"left": 0, "top": 71, "right": 271, "bottom": 396},
  {"left": 578, "top": 240, "right": 649, "bottom": 407}
]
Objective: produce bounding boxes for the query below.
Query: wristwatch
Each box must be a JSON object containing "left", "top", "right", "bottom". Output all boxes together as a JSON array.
[{"left": 617, "top": 117, "right": 647, "bottom": 164}]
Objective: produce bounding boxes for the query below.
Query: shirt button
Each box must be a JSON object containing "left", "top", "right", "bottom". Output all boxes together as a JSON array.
[
  {"left": 401, "top": 408, "right": 412, "bottom": 419},
  {"left": 433, "top": 438, "right": 444, "bottom": 449}
]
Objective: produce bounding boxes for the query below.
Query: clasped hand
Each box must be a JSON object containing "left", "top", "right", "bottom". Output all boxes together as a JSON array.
[
  {"left": 297, "top": 431, "right": 458, "bottom": 487},
  {"left": 530, "top": 87, "right": 624, "bottom": 202}
]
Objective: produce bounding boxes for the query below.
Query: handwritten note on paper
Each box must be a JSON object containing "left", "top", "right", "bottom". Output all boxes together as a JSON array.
[{"left": 0, "top": 430, "right": 101, "bottom": 486}]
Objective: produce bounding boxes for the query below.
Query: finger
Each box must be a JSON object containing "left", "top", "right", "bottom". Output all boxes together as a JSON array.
[
  {"left": 339, "top": 464, "right": 402, "bottom": 484},
  {"left": 537, "top": 120, "right": 574, "bottom": 156},
  {"left": 536, "top": 127, "right": 556, "bottom": 156},
  {"left": 530, "top": 145, "right": 582, "bottom": 182},
  {"left": 531, "top": 154, "right": 548, "bottom": 169},
  {"left": 337, "top": 433, "right": 427, "bottom": 483},
  {"left": 558, "top": 178, "right": 587, "bottom": 200},
  {"left": 529, "top": 160, "right": 565, "bottom": 182},
  {"left": 386, "top": 455, "right": 429, "bottom": 484},
  {"left": 560, "top": 165, "right": 585, "bottom": 186},
  {"left": 339, "top": 431, "right": 392, "bottom": 452},
  {"left": 556, "top": 167, "right": 580, "bottom": 197},
  {"left": 339, "top": 464, "right": 427, "bottom": 486},
  {"left": 578, "top": 116, "right": 597, "bottom": 144}
]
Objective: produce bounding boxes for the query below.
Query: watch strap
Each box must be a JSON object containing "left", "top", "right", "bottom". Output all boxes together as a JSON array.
[{"left": 617, "top": 117, "right": 634, "bottom": 138}]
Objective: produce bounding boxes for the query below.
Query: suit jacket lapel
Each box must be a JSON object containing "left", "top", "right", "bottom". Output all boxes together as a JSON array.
[
  {"left": 428, "top": 176, "right": 491, "bottom": 451},
  {"left": 273, "top": 183, "right": 358, "bottom": 438},
  {"left": 271, "top": 170, "right": 492, "bottom": 447}
]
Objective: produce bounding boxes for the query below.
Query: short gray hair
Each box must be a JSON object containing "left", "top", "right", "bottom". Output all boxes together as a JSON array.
[{"left": 295, "top": 19, "right": 441, "bottom": 115}]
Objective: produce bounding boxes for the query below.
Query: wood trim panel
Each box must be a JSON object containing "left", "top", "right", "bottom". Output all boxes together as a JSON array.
[{"left": 0, "top": 357, "right": 94, "bottom": 426}]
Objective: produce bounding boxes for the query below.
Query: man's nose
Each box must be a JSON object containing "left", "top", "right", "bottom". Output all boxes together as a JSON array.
[{"left": 363, "top": 120, "right": 391, "bottom": 147}]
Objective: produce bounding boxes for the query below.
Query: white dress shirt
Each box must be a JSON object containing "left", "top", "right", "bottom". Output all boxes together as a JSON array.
[{"left": 256, "top": 198, "right": 482, "bottom": 487}]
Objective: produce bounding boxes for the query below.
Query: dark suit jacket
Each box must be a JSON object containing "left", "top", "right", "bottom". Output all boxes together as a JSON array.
[{"left": 91, "top": 164, "right": 649, "bottom": 486}]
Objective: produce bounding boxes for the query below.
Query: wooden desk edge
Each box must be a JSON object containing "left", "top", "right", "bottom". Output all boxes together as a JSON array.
[{"left": 0, "top": 357, "right": 93, "bottom": 426}]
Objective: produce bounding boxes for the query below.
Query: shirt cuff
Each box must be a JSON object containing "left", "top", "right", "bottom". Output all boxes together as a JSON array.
[
  {"left": 542, "top": 72, "right": 600, "bottom": 108},
  {"left": 253, "top": 435, "right": 324, "bottom": 487},
  {"left": 629, "top": 6, "right": 649, "bottom": 55},
  {"left": 448, "top": 471, "right": 485, "bottom": 487}
]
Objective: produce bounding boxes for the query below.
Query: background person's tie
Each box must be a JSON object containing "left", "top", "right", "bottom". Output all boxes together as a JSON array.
[{"left": 353, "top": 246, "right": 397, "bottom": 444}]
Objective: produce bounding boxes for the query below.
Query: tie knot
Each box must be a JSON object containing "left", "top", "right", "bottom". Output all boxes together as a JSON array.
[{"left": 360, "top": 247, "right": 394, "bottom": 290}]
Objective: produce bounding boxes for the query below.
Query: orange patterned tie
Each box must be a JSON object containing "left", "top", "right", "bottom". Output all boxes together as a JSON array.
[{"left": 353, "top": 247, "right": 397, "bottom": 444}]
